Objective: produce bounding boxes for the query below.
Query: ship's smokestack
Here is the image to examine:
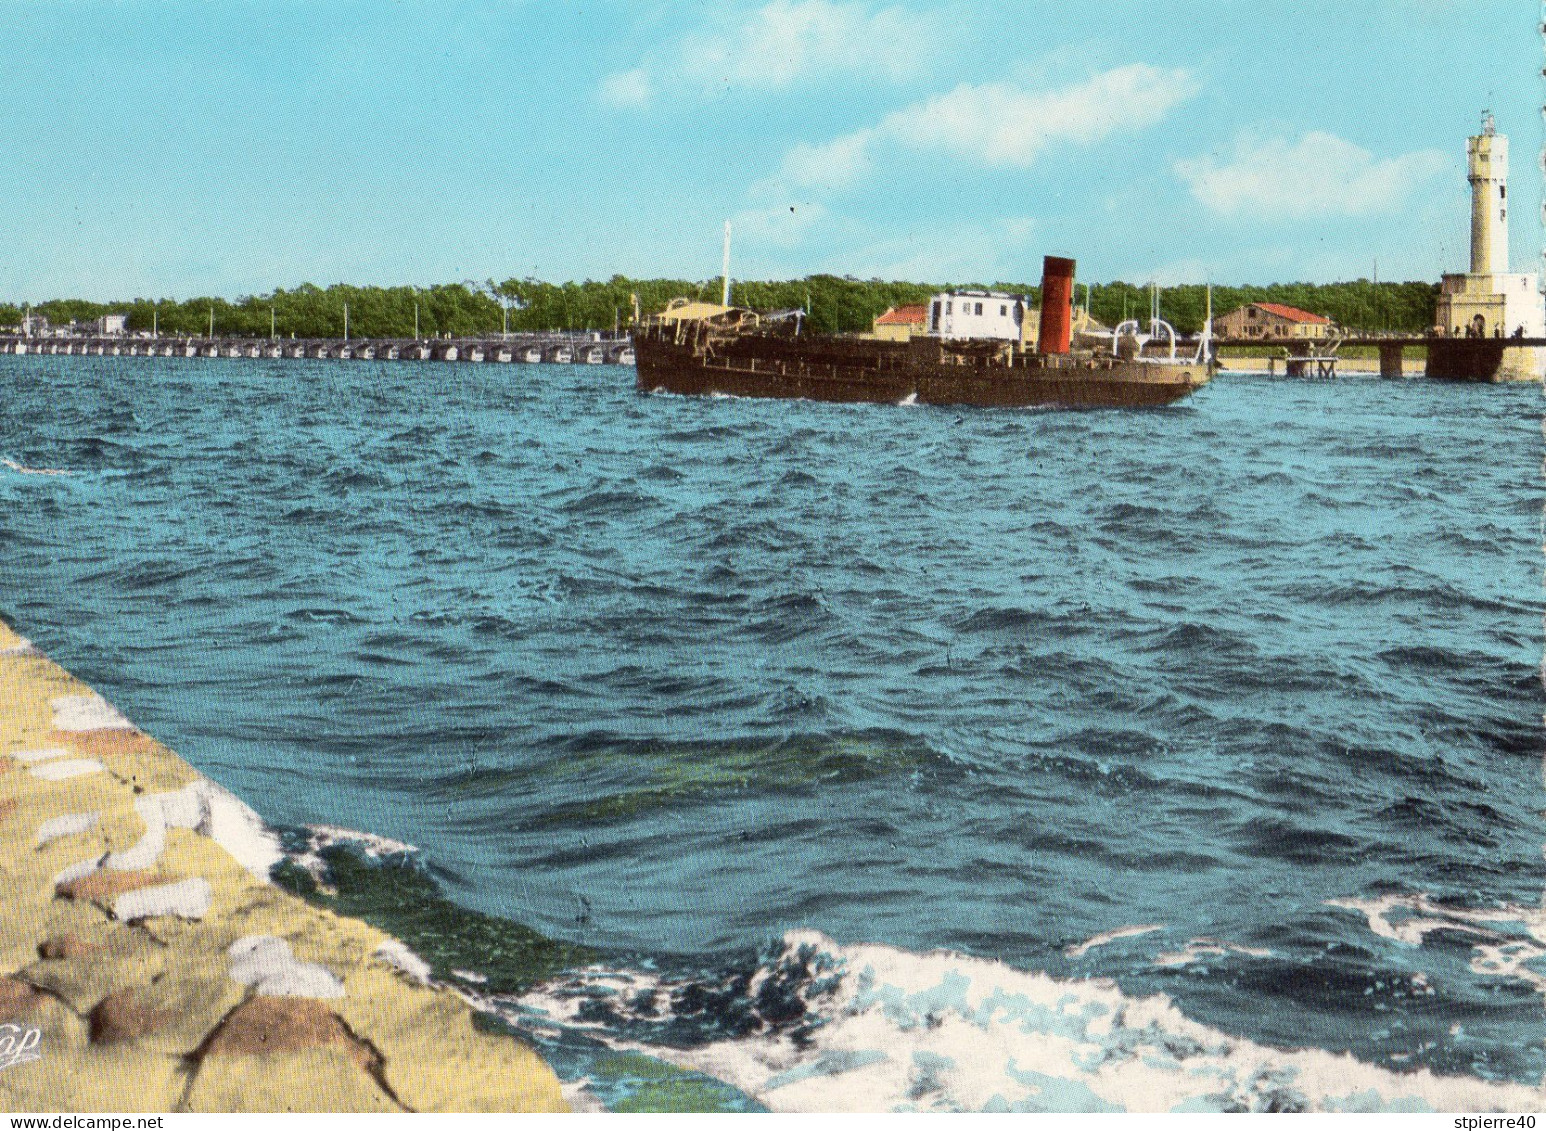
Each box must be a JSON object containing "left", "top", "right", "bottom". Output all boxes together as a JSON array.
[{"left": 1037, "top": 256, "right": 1075, "bottom": 355}]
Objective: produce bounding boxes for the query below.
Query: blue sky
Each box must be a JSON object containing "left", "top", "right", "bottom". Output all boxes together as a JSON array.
[{"left": 0, "top": 0, "right": 1539, "bottom": 299}]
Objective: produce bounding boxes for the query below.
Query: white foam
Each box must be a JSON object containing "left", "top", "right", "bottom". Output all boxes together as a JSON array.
[
  {"left": 305, "top": 823, "right": 417, "bottom": 858},
  {"left": 50, "top": 694, "right": 135, "bottom": 731},
  {"left": 516, "top": 930, "right": 1544, "bottom": 1113},
  {"left": 1064, "top": 924, "right": 1164, "bottom": 959},
  {"left": 1152, "top": 939, "right": 1274, "bottom": 969},
  {"left": 295, "top": 822, "right": 416, "bottom": 883},
  {"left": 1328, "top": 894, "right": 1546, "bottom": 947},
  {"left": 228, "top": 935, "right": 345, "bottom": 998},
  {"left": 114, "top": 877, "right": 212, "bottom": 922},
  {"left": 1328, "top": 893, "right": 1546, "bottom": 1004},
  {"left": 1, "top": 457, "right": 71, "bottom": 476},
  {"left": 375, "top": 939, "right": 433, "bottom": 986},
  {"left": 29, "top": 758, "right": 104, "bottom": 781},
  {"left": 560, "top": 1080, "right": 608, "bottom": 1114},
  {"left": 35, "top": 811, "right": 99, "bottom": 848}
]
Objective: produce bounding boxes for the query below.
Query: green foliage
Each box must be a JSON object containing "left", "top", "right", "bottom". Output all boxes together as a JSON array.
[
  {"left": 12, "top": 277, "right": 1441, "bottom": 338},
  {"left": 108, "top": 283, "right": 507, "bottom": 339},
  {"left": 1090, "top": 280, "right": 1440, "bottom": 335}
]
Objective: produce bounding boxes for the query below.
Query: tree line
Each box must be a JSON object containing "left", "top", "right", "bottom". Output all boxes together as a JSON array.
[{"left": 0, "top": 275, "right": 1442, "bottom": 338}]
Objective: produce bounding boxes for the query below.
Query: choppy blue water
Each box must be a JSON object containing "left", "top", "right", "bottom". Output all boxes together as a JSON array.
[{"left": 1, "top": 355, "right": 1542, "bottom": 1109}]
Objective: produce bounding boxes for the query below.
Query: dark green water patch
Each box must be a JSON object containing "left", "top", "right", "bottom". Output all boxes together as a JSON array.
[
  {"left": 273, "top": 838, "right": 593, "bottom": 994},
  {"left": 525, "top": 730, "right": 945, "bottom": 828}
]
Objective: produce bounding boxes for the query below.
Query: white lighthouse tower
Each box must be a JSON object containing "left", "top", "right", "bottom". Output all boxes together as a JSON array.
[
  {"left": 1436, "top": 113, "right": 1545, "bottom": 340},
  {"left": 1467, "top": 115, "right": 1508, "bottom": 275}
]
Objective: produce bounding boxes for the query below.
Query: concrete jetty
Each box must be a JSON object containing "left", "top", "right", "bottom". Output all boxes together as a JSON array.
[{"left": 0, "top": 617, "right": 566, "bottom": 1113}]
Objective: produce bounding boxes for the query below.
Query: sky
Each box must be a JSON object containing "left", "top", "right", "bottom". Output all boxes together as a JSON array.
[{"left": 0, "top": 0, "right": 1539, "bottom": 300}]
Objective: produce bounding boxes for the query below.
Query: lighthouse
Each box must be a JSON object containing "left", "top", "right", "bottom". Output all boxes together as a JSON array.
[
  {"left": 1435, "top": 113, "right": 1545, "bottom": 344},
  {"left": 1467, "top": 115, "right": 1508, "bottom": 275}
]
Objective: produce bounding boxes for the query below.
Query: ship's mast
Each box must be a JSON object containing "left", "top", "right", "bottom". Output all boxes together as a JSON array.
[{"left": 721, "top": 220, "right": 733, "bottom": 307}]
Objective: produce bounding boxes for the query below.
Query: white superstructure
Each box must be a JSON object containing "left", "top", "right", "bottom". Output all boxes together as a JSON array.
[{"left": 927, "top": 291, "right": 1031, "bottom": 342}]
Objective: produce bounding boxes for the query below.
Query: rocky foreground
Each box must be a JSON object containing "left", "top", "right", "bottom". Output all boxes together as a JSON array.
[{"left": 0, "top": 617, "right": 566, "bottom": 1112}]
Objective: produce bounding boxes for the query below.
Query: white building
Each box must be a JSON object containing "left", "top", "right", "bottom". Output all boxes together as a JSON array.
[
  {"left": 95, "top": 313, "right": 128, "bottom": 336},
  {"left": 1435, "top": 114, "right": 1545, "bottom": 338},
  {"left": 927, "top": 291, "right": 1033, "bottom": 342}
]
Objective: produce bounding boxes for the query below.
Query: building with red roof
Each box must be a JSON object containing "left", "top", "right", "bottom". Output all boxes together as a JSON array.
[
  {"left": 1213, "top": 301, "right": 1333, "bottom": 340},
  {"left": 870, "top": 303, "right": 931, "bottom": 341}
]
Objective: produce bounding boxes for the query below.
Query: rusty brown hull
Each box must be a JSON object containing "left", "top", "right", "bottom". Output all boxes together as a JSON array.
[{"left": 632, "top": 331, "right": 1209, "bottom": 409}]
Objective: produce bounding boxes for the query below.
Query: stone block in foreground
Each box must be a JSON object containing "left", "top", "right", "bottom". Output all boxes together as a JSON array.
[{"left": 0, "top": 618, "right": 567, "bottom": 1112}]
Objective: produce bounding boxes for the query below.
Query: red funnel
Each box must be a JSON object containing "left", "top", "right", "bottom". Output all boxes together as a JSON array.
[{"left": 1037, "top": 256, "right": 1075, "bottom": 355}]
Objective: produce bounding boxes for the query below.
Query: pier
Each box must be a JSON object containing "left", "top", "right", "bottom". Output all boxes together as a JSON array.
[
  {"left": 6, "top": 331, "right": 1545, "bottom": 382},
  {"left": 1212, "top": 335, "right": 1546, "bottom": 382},
  {"left": 0, "top": 330, "right": 636, "bottom": 366}
]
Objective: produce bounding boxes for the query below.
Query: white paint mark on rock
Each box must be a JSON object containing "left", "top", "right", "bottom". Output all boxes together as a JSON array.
[
  {"left": 104, "top": 780, "right": 282, "bottom": 881},
  {"left": 36, "top": 812, "right": 99, "bottom": 848},
  {"left": 198, "top": 778, "right": 283, "bottom": 882},
  {"left": 50, "top": 694, "right": 135, "bottom": 732},
  {"left": 113, "top": 877, "right": 212, "bottom": 922},
  {"left": 29, "top": 758, "right": 105, "bottom": 781},
  {"left": 11, "top": 747, "right": 73, "bottom": 764},
  {"left": 374, "top": 939, "right": 433, "bottom": 985},
  {"left": 228, "top": 935, "right": 345, "bottom": 998}
]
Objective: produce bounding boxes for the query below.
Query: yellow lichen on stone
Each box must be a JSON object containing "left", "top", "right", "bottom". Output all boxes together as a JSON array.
[
  {"left": 21, "top": 923, "right": 169, "bottom": 1015},
  {"left": 0, "top": 1043, "right": 192, "bottom": 1113},
  {"left": 184, "top": 1047, "right": 404, "bottom": 1113},
  {"left": 336, "top": 967, "right": 569, "bottom": 1113}
]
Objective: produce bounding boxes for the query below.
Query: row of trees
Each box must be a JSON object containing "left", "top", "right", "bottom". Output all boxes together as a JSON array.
[
  {"left": 0, "top": 276, "right": 1443, "bottom": 339},
  {"left": 1084, "top": 279, "right": 1441, "bottom": 335}
]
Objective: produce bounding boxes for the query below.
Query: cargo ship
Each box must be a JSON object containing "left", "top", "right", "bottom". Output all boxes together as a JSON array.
[{"left": 632, "top": 256, "right": 1213, "bottom": 409}]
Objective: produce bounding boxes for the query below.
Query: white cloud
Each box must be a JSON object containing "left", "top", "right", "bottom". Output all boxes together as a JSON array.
[
  {"left": 760, "top": 64, "right": 1197, "bottom": 197},
  {"left": 598, "top": 0, "right": 932, "bottom": 106},
  {"left": 776, "top": 130, "right": 878, "bottom": 191},
  {"left": 1174, "top": 131, "right": 1450, "bottom": 218},
  {"left": 882, "top": 65, "right": 1200, "bottom": 167},
  {"left": 598, "top": 68, "right": 653, "bottom": 108}
]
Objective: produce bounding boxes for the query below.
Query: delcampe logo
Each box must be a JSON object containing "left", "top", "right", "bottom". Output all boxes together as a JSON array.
[{"left": 0, "top": 1023, "right": 42, "bottom": 1070}]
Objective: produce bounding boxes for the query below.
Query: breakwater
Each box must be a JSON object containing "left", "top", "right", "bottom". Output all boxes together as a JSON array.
[
  {"left": 0, "top": 617, "right": 567, "bottom": 1112},
  {"left": 0, "top": 332, "right": 634, "bottom": 365}
]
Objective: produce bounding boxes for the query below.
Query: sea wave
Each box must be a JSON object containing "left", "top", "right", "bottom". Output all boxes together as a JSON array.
[{"left": 510, "top": 929, "right": 1544, "bottom": 1113}]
